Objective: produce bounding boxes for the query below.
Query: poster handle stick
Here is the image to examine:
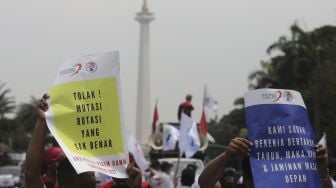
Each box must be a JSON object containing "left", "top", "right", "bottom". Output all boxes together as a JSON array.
[{"left": 174, "top": 151, "right": 182, "bottom": 188}]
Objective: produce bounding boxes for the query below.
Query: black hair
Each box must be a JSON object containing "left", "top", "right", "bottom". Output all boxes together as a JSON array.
[
  {"left": 150, "top": 159, "right": 161, "bottom": 170},
  {"left": 186, "top": 163, "right": 197, "bottom": 171},
  {"left": 186, "top": 94, "right": 192, "bottom": 101},
  {"left": 56, "top": 158, "right": 77, "bottom": 187},
  {"left": 181, "top": 167, "right": 195, "bottom": 186},
  {"left": 160, "top": 161, "right": 172, "bottom": 172}
]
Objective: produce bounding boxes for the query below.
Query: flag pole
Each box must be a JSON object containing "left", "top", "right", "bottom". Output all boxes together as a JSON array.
[
  {"left": 203, "top": 84, "right": 207, "bottom": 115},
  {"left": 174, "top": 151, "right": 182, "bottom": 188}
]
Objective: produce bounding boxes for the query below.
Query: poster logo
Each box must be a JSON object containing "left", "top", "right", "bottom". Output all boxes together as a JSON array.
[
  {"left": 273, "top": 90, "right": 282, "bottom": 102},
  {"left": 59, "top": 63, "right": 82, "bottom": 77},
  {"left": 261, "top": 90, "right": 293, "bottom": 103},
  {"left": 86, "top": 61, "right": 97, "bottom": 73},
  {"left": 283, "top": 91, "right": 293, "bottom": 102}
]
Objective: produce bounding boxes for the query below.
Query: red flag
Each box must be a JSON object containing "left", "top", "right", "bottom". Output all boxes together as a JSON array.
[
  {"left": 152, "top": 102, "right": 159, "bottom": 133},
  {"left": 199, "top": 109, "right": 208, "bottom": 135}
]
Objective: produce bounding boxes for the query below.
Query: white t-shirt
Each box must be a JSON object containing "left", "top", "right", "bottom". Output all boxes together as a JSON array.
[{"left": 149, "top": 171, "right": 174, "bottom": 188}]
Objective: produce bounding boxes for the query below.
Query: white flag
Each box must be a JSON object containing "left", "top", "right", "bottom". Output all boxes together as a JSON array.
[
  {"left": 126, "top": 130, "right": 150, "bottom": 173},
  {"left": 179, "top": 113, "right": 200, "bottom": 158},
  {"left": 207, "top": 132, "right": 216, "bottom": 143},
  {"left": 163, "top": 124, "right": 180, "bottom": 151},
  {"left": 318, "top": 132, "right": 327, "bottom": 147},
  {"left": 204, "top": 85, "right": 218, "bottom": 112}
]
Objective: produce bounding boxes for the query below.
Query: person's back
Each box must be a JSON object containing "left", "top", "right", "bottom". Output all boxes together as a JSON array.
[
  {"left": 149, "top": 161, "right": 173, "bottom": 188},
  {"left": 149, "top": 171, "right": 173, "bottom": 188},
  {"left": 57, "top": 158, "right": 96, "bottom": 188},
  {"left": 178, "top": 94, "right": 194, "bottom": 121}
]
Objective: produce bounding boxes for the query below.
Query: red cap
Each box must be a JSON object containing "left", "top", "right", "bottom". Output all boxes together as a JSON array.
[{"left": 41, "top": 147, "right": 65, "bottom": 174}]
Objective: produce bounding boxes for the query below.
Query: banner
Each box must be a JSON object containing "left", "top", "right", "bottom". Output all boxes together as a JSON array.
[
  {"left": 45, "top": 51, "right": 129, "bottom": 178},
  {"left": 244, "top": 89, "right": 320, "bottom": 188}
]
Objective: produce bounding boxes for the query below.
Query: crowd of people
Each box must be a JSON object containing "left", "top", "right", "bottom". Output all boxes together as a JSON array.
[
  {"left": 24, "top": 94, "right": 200, "bottom": 188},
  {"left": 23, "top": 94, "right": 336, "bottom": 188}
]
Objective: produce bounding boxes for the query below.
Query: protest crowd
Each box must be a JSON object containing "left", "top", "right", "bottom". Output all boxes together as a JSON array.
[
  {"left": 1, "top": 23, "right": 336, "bottom": 188},
  {"left": 19, "top": 89, "right": 335, "bottom": 188}
]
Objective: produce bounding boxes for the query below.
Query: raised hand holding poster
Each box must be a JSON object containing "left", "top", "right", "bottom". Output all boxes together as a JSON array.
[
  {"left": 45, "top": 51, "right": 128, "bottom": 178},
  {"left": 244, "top": 89, "right": 320, "bottom": 188}
]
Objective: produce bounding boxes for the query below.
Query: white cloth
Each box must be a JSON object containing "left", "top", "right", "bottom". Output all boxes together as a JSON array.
[
  {"left": 179, "top": 114, "right": 200, "bottom": 158},
  {"left": 203, "top": 85, "right": 218, "bottom": 112},
  {"left": 163, "top": 124, "right": 180, "bottom": 151},
  {"left": 149, "top": 171, "right": 174, "bottom": 188},
  {"left": 331, "top": 177, "right": 336, "bottom": 188}
]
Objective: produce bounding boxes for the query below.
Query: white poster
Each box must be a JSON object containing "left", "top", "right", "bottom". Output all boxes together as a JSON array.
[{"left": 45, "top": 51, "right": 128, "bottom": 178}]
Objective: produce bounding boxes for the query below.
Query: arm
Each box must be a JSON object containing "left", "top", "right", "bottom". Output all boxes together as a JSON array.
[
  {"left": 198, "top": 137, "right": 252, "bottom": 188},
  {"left": 178, "top": 105, "right": 182, "bottom": 121},
  {"left": 316, "top": 144, "right": 332, "bottom": 188},
  {"left": 25, "top": 94, "right": 50, "bottom": 188}
]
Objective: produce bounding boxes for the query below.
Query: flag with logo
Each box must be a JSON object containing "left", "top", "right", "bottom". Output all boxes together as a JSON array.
[
  {"left": 163, "top": 124, "right": 180, "bottom": 151},
  {"left": 245, "top": 89, "right": 321, "bottom": 188},
  {"left": 126, "top": 130, "right": 149, "bottom": 173},
  {"left": 203, "top": 85, "right": 218, "bottom": 112},
  {"left": 179, "top": 113, "right": 200, "bottom": 158},
  {"left": 45, "top": 51, "right": 129, "bottom": 178}
]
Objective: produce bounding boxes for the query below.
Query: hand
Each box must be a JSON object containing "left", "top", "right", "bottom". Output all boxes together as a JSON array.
[
  {"left": 126, "top": 163, "right": 142, "bottom": 188},
  {"left": 316, "top": 144, "right": 329, "bottom": 178},
  {"left": 226, "top": 137, "right": 252, "bottom": 158},
  {"left": 126, "top": 163, "right": 141, "bottom": 178},
  {"left": 37, "top": 94, "right": 50, "bottom": 120}
]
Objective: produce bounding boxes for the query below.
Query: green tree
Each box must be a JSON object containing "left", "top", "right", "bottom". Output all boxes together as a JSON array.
[
  {"left": 12, "top": 97, "right": 39, "bottom": 151},
  {"left": 15, "top": 97, "right": 39, "bottom": 133},
  {"left": 209, "top": 23, "right": 336, "bottom": 159},
  {"left": 249, "top": 24, "right": 336, "bottom": 155},
  {"left": 0, "top": 82, "right": 15, "bottom": 119}
]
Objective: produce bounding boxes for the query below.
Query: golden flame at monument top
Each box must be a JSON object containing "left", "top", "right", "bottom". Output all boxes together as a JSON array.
[{"left": 142, "top": 0, "right": 149, "bottom": 12}]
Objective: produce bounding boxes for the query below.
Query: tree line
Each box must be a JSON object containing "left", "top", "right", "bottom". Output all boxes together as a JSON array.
[
  {"left": 208, "top": 23, "right": 336, "bottom": 159},
  {"left": 0, "top": 82, "right": 39, "bottom": 152}
]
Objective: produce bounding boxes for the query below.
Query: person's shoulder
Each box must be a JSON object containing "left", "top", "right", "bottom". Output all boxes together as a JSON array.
[
  {"left": 179, "top": 102, "right": 187, "bottom": 106},
  {"left": 180, "top": 101, "right": 192, "bottom": 106}
]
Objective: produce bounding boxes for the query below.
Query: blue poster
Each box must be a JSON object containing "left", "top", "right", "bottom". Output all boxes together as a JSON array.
[{"left": 244, "top": 89, "right": 320, "bottom": 188}]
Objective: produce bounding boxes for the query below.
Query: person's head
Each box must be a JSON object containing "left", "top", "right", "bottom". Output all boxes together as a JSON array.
[
  {"left": 186, "top": 163, "right": 197, "bottom": 171},
  {"left": 160, "top": 161, "right": 173, "bottom": 174},
  {"left": 150, "top": 159, "right": 161, "bottom": 170},
  {"left": 42, "top": 147, "right": 65, "bottom": 174},
  {"left": 112, "top": 178, "right": 131, "bottom": 188},
  {"left": 56, "top": 158, "right": 96, "bottom": 188},
  {"left": 186, "top": 94, "right": 192, "bottom": 102},
  {"left": 181, "top": 167, "right": 195, "bottom": 186},
  {"left": 41, "top": 147, "right": 65, "bottom": 188},
  {"left": 219, "top": 167, "right": 236, "bottom": 188}
]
